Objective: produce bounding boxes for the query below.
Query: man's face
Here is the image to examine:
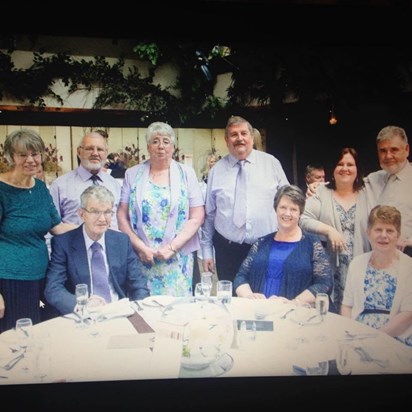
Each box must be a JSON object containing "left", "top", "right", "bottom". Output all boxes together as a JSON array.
[
  {"left": 79, "top": 197, "right": 113, "bottom": 239},
  {"left": 225, "top": 122, "right": 254, "bottom": 160},
  {"left": 306, "top": 169, "right": 325, "bottom": 185},
  {"left": 377, "top": 135, "right": 409, "bottom": 175},
  {"left": 77, "top": 134, "right": 108, "bottom": 172}
]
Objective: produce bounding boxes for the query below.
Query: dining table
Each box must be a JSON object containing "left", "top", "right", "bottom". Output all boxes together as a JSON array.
[{"left": 1, "top": 295, "right": 412, "bottom": 385}]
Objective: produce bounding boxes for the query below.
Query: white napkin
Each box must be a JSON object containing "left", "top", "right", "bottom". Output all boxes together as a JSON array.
[{"left": 97, "top": 298, "right": 135, "bottom": 321}]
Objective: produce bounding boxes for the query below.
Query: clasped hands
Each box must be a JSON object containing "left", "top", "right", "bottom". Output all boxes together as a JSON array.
[{"left": 138, "top": 243, "right": 176, "bottom": 265}]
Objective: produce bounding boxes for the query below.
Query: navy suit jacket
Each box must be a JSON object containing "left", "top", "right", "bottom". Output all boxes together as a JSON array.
[{"left": 44, "top": 225, "right": 150, "bottom": 315}]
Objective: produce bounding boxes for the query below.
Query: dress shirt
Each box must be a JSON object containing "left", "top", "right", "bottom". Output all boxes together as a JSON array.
[
  {"left": 201, "top": 149, "right": 289, "bottom": 260},
  {"left": 364, "top": 161, "right": 412, "bottom": 241},
  {"left": 49, "top": 165, "right": 121, "bottom": 230}
]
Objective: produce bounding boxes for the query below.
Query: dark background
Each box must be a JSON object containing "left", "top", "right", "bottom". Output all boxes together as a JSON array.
[{"left": 1, "top": 1, "right": 411, "bottom": 410}]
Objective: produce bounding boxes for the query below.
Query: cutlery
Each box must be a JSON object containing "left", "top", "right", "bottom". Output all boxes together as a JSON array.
[
  {"left": 344, "top": 330, "right": 378, "bottom": 340},
  {"left": 280, "top": 308, "right": 295, "bottom": 320},
  {"left": 1, "top": 352, "right": 25, "bottom": 371},
  {"left": 354, "top": 347, "right": 388, "bottom": 368},
  {"left": 133, "top": 301, "right": 143, "bottom": 311},
  {"left": 152, "top": 299, "right": 165, "bottom": 308}
]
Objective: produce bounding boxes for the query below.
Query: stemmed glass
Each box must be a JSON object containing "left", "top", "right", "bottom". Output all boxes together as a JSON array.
[
  {"left": 15, "top": 318, "right": 33, "bottom": 372},
  {"left": 75, "top": 283, "right": 89, "bottom": 328}
]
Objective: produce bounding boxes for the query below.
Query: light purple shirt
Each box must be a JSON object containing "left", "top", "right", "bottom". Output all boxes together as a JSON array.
[
  {"left": 49, "top": 165, "right": 121, "bottom": 230},
  {"left": 201, "top": 149, "right": 289, "bottom": 259}
]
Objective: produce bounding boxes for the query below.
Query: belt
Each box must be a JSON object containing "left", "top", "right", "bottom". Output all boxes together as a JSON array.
[
  {"left": 215, "top": 231, "right": 251, "bottom": 246},
  {"left": 360, "top": 309, "right": 390, "bottom": 315}
]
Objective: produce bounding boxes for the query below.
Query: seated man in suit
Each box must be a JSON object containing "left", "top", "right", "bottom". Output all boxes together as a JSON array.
[{"left": 45, "top": 185, "right": 149, "bottom": 315}]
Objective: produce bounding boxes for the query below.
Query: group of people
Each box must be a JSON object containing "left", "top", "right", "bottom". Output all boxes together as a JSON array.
[{"left": 0, "top": 119, "right": 411, "bottom": 347}]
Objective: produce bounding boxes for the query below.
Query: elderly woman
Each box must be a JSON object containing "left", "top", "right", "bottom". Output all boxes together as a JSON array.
[
  {"left": 341, "top": 205, "right": 412, "bottom": 346},
  {"left": 0, "top": 129, "right": 76, "bottom": 332},
  {"left": 234, "top": 185, "right": 333, "bottom": 308},
  {"left": 117, "top": 122, "right": 204, "bottom": 297}
]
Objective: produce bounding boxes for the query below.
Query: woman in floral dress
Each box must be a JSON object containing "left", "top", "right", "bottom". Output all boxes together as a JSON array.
[
  {"left": 117, "top": 122, "right": 204, "bottom": 297},
  {"left": 300, "top": 147, "right": 373, "bottom": 312},
  {"left": 342, "top": 205, "right": 412, "bottom": 346}
]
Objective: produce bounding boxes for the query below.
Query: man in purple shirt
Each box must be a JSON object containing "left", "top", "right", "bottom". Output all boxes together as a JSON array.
[
  {"left": 49, "top": 131, "right": 121, "bottom": 230},
  {"left": 201, "top": 116, "right": 289, "bottom": 285}
]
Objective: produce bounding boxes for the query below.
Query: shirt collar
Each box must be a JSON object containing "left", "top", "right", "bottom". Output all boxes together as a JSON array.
[{"left": 82, "top": 225, "right": 106, "bottom": 251}]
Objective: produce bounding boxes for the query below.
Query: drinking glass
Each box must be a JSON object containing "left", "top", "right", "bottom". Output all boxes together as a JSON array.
[
  {"left": 336, "top": 341, "right": 353, "bottom": 375},
  {"left": 194, "top": 282, "right": 207, "bottom": 300},
  {"left": 217, "top": 280, "right": 232, "bottom": 305},
  {"left": 75, "top": 283, "right": 89, "bottom": 328},
  {"left": 315, "top": 293, "right": 329, "bottom": 321},
  {"left": 15, "top": 318, "right": 33, "bottom": 373},
  {"left": 86, "top": 297, "right": 104, "bottom": 337},
  {"left": 200, "top": 272, "right": 213, "bottom": 298}
]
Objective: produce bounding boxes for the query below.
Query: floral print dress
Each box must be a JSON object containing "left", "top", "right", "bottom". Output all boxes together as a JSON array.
[
  {"left": 333, "top": 201, "right": 355, "bottom": 312},
  {"left": 137, "top": 180, "right": 193, "bottom": 297}
]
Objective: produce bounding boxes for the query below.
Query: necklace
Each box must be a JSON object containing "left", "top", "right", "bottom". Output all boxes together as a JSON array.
[{"left": 150, "top": 169, "right": 169, "bottom": 178}]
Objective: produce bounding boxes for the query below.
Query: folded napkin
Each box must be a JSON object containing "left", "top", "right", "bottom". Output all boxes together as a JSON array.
[
  {"left": 127, "top": 312, "right": 155, "bottom": 333},
  {"left": 97, "top": 298, "right": 135, "bottom": 321}
]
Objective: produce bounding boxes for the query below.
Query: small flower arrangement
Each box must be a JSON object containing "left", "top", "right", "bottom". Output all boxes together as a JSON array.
[
  {"left": 0, "top": 143, "right": 9, "bottom": 173},
  {"left": 42, "top": 144, "right": 62, "bottom": 173},
  {"left": 122, "top": 144, "right": 142, "bottom": 168}
]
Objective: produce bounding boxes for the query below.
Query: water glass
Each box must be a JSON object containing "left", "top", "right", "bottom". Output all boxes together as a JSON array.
[
  {"left": 194, "top": 282, "right": 207, "bottom": 300},
  {"left": 15, "top": 318, "right": 33, "bottom": 350},
  {"left": 75, "top": 283, "right": 89, "bottom": 328},
  {"left": 315, "top": 293, "right": 329, "bottom": 321},
  {"left": 200, "top": 272, "right": 213, "bottom": 298},
  {"left": 336, "top": 341, "right": 353, "bottom": 375},
  {"left": 217, "top": 280, "right": 232, "bottom": 305}
]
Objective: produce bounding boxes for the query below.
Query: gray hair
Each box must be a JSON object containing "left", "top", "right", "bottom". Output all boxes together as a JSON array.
[
  {"left": 145, "top": 122, "right": 176, "bottom": 144},
  {"left": 4, "top": 129, "right": 45, "bottom": 166},
  {"left": 273, "top": 184, "right": 306, "bottom": 215},
  {"left": 80, "top": 185, "right": 115, "bottom": 209},
  {"left": 377, "top": 125, "right": 408, "bottom": 144},
  {"left": 77, "top": 132, "right": 109, "bottom": 149},
  {"left": 225, "top": 116, "right": 253, "bottom": 138}
]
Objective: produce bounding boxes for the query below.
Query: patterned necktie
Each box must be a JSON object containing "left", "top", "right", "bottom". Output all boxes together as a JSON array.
[
  {"left": 90, "top": 175, "right": 100, "bottom": 185},
  {"left": 90, "top": 242, "right": 111, "bottom": 302},
  {"left": 233, "top": 160, "right": 247, "bottom": 228}
]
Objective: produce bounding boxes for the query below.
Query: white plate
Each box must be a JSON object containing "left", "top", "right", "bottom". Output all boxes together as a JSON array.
[{"left": 142, "top": 295, "right": 177, "bottom": 308}]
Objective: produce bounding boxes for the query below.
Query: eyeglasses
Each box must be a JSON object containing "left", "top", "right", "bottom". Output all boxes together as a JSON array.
[
  {"left": 82, "top": 209, "right": 114, "bottom": 218},
  {"left": 14, "top": 152, "right": 42, "bottom": 160},
  {"left": 149, "top": 138, "right": 173, "bottom": 147},
  {"left": 79, "top": 146, "right": 107, "bottom": 154}
]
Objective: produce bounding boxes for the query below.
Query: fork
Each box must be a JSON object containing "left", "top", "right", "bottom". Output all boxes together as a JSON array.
[
  {"left": 134, "top": 300, "right": 143, "bottom": 311},
  {"left": 280, "top": 308, "right": 295, "bottom": 320},
  {"left": 1, "top": 352, "right": 25, "bottom": 371}
]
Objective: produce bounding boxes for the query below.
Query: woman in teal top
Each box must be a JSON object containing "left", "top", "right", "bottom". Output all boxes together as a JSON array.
[{"left": 0, "top": 129, "right": 75, "bottom": 332}]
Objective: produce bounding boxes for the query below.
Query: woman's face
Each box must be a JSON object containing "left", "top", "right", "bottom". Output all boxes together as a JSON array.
[
  {"left": 147, "top": 133, "right": 174, "bottom": 162},
  {"left": 275, "top": 195, "right": 301, "bottom": 231},
  {"left": 12, "top": 146, "right": 43, "bottom": 177},
  {"left": 367, "top": 220, "right": 400, "bottom": 253},
  {"left": 333, "top": 152, "right": 357, "bottom": 187}
]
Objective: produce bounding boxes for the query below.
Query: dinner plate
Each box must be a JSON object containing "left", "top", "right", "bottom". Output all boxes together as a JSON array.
[{"left": 142, "top": 295, "right": 177, "bottom": 308}]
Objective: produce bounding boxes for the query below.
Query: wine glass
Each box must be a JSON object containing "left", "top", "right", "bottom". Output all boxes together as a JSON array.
[
  {"left": 75, "top": 283, "right": 89, "bottom": 328},
  {"left": 200, "top": 272, "right": 213, "bottom": 298},
  {"left": 315, "top": 293, "right": 329, "bottom": 321},
  {"left": 194, "top": 282, "right": 207, "bottom": 301},
  {"left": 15, "top": 318, "right": 33, "bottom": 373}
]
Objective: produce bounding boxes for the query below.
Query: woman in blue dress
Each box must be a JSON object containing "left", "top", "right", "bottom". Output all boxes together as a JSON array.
[
  {"left": 342, "top": 205, "right": 412, "bottom": 346},
  {"left": 117, "top": 122, "right": 204, "bottom": 297},
  {"left": 234, "top": 185, "right": 333, "bottom": 309}
]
